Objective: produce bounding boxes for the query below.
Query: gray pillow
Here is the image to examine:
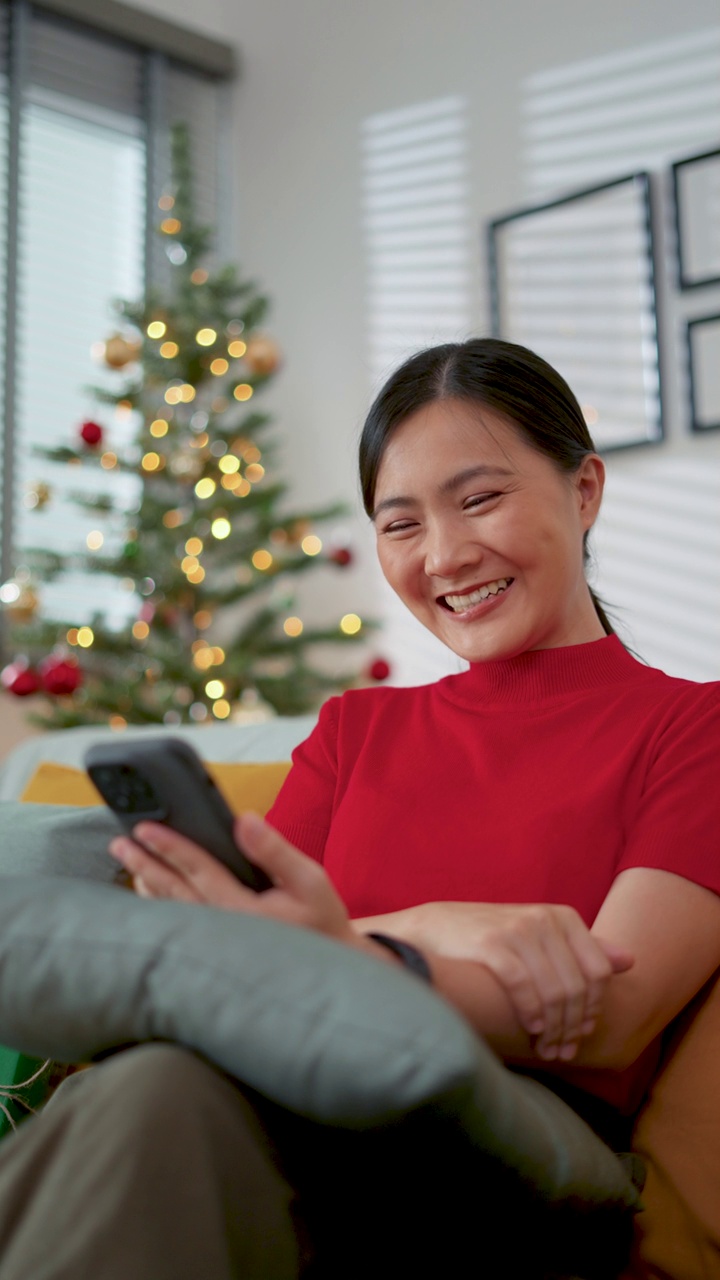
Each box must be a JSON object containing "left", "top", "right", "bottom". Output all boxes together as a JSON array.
[
  {"left": 0, "top": 873, "right": 638, "bottom": 1215},
  {"left": 0, "top": 802, "right": 119, "bottom": 882}
]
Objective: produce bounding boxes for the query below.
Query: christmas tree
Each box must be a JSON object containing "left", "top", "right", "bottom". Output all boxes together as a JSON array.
[{"left": 0, "top": 125, "right": 370, "bottom": 729}]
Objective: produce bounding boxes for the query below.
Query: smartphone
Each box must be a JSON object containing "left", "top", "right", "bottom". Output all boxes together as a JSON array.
[{"left": 85, "top": 736, "right": 272, "bottom": 892}]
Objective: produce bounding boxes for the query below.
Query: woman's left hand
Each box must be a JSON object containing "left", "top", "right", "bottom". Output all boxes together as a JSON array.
[{"left": 109, "top": 813, "right": 358, "bottom": 948}]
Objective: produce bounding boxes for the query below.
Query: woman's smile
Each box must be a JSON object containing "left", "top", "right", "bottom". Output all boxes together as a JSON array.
[{"left": 372, "top": 398, "right": 606, "bottom": 663}]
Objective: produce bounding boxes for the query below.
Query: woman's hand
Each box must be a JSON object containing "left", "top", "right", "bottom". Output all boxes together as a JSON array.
[
  {"left": 109, "top": 813, "right": 359, "bottom": 947},
  {"left": 354, "top": 901, "right": 633, "bottom": 1061}
]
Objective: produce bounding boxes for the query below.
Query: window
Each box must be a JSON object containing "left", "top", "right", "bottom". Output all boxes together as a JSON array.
[{"left": 0, "top": 0, "right": 232, "bottom": 632}]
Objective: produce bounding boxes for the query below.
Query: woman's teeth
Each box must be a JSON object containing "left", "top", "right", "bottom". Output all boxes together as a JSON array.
[{"left": 443, "top": 578, "right": 513, "bottom": 612}]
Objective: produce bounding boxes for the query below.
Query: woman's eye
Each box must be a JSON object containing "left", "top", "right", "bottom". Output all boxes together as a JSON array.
[
  {"left": 464, "top": 492, "right": 499, "bottom": 510},
  {"left": 383, "top": 519, "right": 416, "bottom": 534}
]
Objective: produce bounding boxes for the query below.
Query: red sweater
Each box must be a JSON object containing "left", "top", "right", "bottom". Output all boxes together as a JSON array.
[{"left": 267, "top": 636, "right": 720, "bottom": 1113}]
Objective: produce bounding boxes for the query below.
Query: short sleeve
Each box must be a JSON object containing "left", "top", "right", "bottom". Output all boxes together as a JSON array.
[
  {"left": 616, "top": 686, "right": 720, "bottom": 896},
  {"left": 265, "top": 697, "right": 341, "bottom": 862}
]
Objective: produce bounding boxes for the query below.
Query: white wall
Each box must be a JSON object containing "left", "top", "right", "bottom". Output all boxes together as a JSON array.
[{"left": 129, "top": 0, "right": 720, "bottom": 681}]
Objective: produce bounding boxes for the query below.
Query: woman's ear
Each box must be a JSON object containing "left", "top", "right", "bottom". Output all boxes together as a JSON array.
[{"left": 576, "top": 454, "right": 605, "bottom": 531}]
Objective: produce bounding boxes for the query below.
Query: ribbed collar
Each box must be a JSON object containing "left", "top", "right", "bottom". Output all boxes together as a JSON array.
[{"left": 439, "top": 635, "right": 646, "bottom": 707}]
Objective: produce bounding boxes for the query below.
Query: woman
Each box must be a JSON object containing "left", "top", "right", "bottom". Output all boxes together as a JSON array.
[{"left": 3, "top": 339, "right": 720, "bottom": 1278}]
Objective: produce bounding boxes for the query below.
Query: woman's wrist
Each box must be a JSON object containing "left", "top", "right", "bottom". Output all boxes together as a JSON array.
[{"left": 364, "top": 932, "right": 433, "bottom": 983}]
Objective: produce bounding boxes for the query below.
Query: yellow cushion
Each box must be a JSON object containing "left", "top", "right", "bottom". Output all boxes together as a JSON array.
[{"left": 20, "top": 760, "right": 291, "bottom": 818}]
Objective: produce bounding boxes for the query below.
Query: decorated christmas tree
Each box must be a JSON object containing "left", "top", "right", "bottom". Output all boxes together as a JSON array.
[{"left": 0, "top": 126, "right": 373, "bottom": 729}]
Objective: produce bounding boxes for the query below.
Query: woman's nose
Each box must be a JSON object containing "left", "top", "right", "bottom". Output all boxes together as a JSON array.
[{"left": 423, "top": 523, "right": 480, "bottom": 579}]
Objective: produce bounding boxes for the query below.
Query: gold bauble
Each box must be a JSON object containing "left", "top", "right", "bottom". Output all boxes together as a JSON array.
[
  {"left": 244, "top": 335, "right": 281, "bottom": 377},
  {"left": 103, "top": 332, "right": 142, "bottom": 370}
]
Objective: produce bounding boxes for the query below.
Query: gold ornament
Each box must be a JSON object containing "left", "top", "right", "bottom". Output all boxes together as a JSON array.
[
  {"left": 103, "top": 332, "right": 142, "bottom": 370},
  {"left": 24, "top": 482, "right": 52, "bottom": 511},
  {"left": 244, "top": 335, "right": 281, "bottom": 377}
]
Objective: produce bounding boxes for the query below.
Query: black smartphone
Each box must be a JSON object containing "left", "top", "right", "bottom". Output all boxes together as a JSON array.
[{"left": 85, "top": 736, "right": 272, "bottom": 892}]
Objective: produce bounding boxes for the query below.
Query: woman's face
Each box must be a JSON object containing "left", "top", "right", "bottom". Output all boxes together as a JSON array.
[{"left": 372, "top": 398, "right": 606, "bottom": 664}]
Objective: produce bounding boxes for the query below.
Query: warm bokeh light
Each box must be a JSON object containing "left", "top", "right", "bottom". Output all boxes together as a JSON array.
[
  {"left": 194, "top": 478, "right": 216, "bottom": 499},
  {"left": 233, "top": 383, "right": 253, "bottom": 402},
  {"left": 191, "top": 268, "right": 208, "bottom": 285},
  {"left": 86, "top": 530, "right": 104, "bottom": 551},
  {"left": 147, "top": 321, "right": 167, "bottom": 339},
  {"left": 187, "top": 565, "right": 206, "bottom": 584},
  {"left": 185, "top": 537, "right": 203, "bottom": 556},
  {"left": 179, "top": 384, "right": 196, "bottom": 402},
  {"left": 212, "top": 699, "right": 231, "bottom": 720},
  {"left": 181, "top": 555, "right": 199, "bottom": 574},
  {"left": 233, "top": 478, "right": 251, "bottom": 498},
  {"left": 283, "top": 616, "right": 303, "bottom": 637},
  {"left": 150, "top": 419, "right": 169, "bottom": 438},
  {"left": 194, "top": 609, "right": 212, "bottom": 630},
  {"left": 251, "top": 549, "right": 273, "bottom": 571},
  {"left": 190, "top": 432, "right": 209, "bottom": 449},
  {"left": 163, "top": 509, "right": 183, "bottom": 528},
  {"left": 132, "top": 621, "right": 150, "bottom": 640},
  {"left": 189, "top": 703, "right": 208, "bottom": 722},
  {"left": 205, "top": 679, "right": 225, "bottom": 700},
  {"left": 158, "top": 195, "right": 175, "bottom": 211},
  {"left": 340, "top": 613, "right": 362, "bottom": 635},
  {"left": 301, "top": 535, "right": 322, "bottom": 556},
  {"left": 210, "top": 358, "right": 229, "bottom": 376},
  {"left": 109, "top": 715, "right": 128, "bottom": 731},
  {"left": 245, "top": 463, "right": 265, "bottom": 484},
  {"left": 218, "top": 455, "right": 240, "bottom": 474},
  {"left": 221, "top": 474, "right": 242, "bottom": 491},
  {"left": 164, "top": 386, "right": 182, "bottom": 404},
  {"left": 242, "top": 445, "right": 262, "bottom": 464},
  {"left": 193, "top": 648, "right": 215, "bottom": 671},
  {"left": 196, "top": 328, "right": 217, "bottom": 346},
  {"left": 142, "top": 452, "right": 161, "bottom": 472},
  {"left": 210, "top": 646, "right": 226, "bottom": 665},
  {"left": 100, "top": 452, "right": 117, "bottom": 470},
  {"left": 66, "top": 628, "right": 79, "bottom": 645},
  {"left": 77, "top": 626, "right": 94, "bottom": 647},
  {"left": 160, "top": 217, "right": 181, "bottom": 234},
  {"left": 211, "top": 517, "right": 231, "bottom": 539},
  {"left": 228, "top": 339, "right": 247, "bottom": 358},
  {"left": 159, "top": 341, "right": 179, "bottom": 358}
]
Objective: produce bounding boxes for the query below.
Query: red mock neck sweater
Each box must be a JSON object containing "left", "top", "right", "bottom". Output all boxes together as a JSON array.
[{"left": 267, "top": 636, "right": 720, "bottom": 1113}]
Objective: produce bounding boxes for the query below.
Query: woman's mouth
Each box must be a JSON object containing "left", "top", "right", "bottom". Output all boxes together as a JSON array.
[{"left": 439, "top": 578, "right": 514, "bottom": 614}]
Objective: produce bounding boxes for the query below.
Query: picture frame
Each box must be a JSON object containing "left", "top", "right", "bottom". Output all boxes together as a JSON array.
[
  {"left": 671, "top": 147, "right": 720, "bottom": 290},
  {"left": 487, "top": 172, "right": 663, "bottom": 453},
  {"left": 686, "top": 313, "right": 720, "bottom": 432}
]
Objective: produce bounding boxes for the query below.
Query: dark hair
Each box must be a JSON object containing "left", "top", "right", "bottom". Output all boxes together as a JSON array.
[{"left": 359, "top": 336, "right": 617, "bottom": 637}]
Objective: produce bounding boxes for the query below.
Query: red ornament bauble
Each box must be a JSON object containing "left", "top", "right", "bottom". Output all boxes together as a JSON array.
[
  {"left": 39, "top": 654, "right": 83, "bottom": 696},
  {"left": 79, "top": 420, "right": 103, "bottom": 448},
  {"left": 1, "top": 659, "right": 41, "bottom": 697},
  {"left": 139, "top": 602, "right": 155, "bottom": 624},
  {"left": 329, "top": 546, "right": 353, "bottom": 568},
  {"left": 368, "top": 658, "right": 391, "bottom": 682}
]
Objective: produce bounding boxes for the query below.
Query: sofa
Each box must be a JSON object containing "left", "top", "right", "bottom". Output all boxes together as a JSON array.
[{"left": 0, "top": 717, "right": 718, "bottom": 1278}]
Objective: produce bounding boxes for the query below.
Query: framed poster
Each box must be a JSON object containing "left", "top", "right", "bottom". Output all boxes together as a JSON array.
[
  {"left": 686, "top": 313, "right": 720, "bottom": 432},
  {"left": 671, "top": 147, "right": 720, "bottom": 290},
  {"left": 488, "top": 173, "right": 663, "bottom": 452}
]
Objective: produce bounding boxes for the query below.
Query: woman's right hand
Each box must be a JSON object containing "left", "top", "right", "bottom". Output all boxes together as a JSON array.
[{"left": 354, "top": 901, "right": 634, "bottom": 1061}]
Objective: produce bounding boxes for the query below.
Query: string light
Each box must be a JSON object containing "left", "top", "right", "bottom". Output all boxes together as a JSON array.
[
  {"left": 191, "top": 268, "right": 208, "bottom": 285},
  {"left": 196, "top": 328, "right": 217, "bottom": 346},
  {"left": 142, "top": 452, "right": 161, "bottom": 472},
  {"left": 194, "top": 609, "right": 212, "bottom": 629},
  {"left": 301, "top": 535, "right": 322, "bottom": 556},
  {"left": 221, "top": 474, "right": 242, "bottom": 491},
  {"left": 109, "top": 715, "right": 127, "bottom": 731},
  {"left": 218, "top": 455, "right": 240, "bottom": 474},
  {"left": 205, "top": 679, "right": 225, "bottom": 700},
  {"left": 185, "top": 537, "right": 203, "bottom": 556},
  {"left": 160, "top": 341, "right": 179, "bottom": 359},
  {"left": 340, "top": 613, "right": 362, "bottom": 635},
  {"left": 245, "top": 463, "right": 265, "bottom": 483},
  {"left": 187, "top": 565, "right": 205, "bottom": 584},
  {"left": 86, "top": 531, "right": 104, "bottom": 550},
  {"left": 195, "top": 478, "right": 216, "bottom": 499},
  {"left": 181, "top": 556, "right": 199, "bottom": 574},
  {"left": 179, "top": 384, "right": 196, "bottom": 402},
  {"left": 210, "top": 358, "right": 229, "bottom": 376},
  {"left": 211, "top": 518, "right": 231, "bottom": 539},
  {"left": 77, "top": 626, "right": 94, "bottom": 647},
  {"left": 164, "top": 386, "right": 182, "bottom": 405},
  {"left": 242, "top": 445, "right": 261, "bottom": 463},
  {"left": 283, "top": 616, "right": 303, "bottom": 637},
  {"left": 150, "top": 419, "right": 169, "bottom": 438},
  {"left": 160, "top": 217, "right": 181, "bottom": 234},
  {"left": 233, "top": 384, "right": 253, "bottom": 402},
  {"left": 158, "top": 195, "right": 175, "bottom": 211},
  {"left": 190, "top": 432, "right": 209, "bottom": 449},
  {"left": 210, "top": 646, "right": 226, "bottom": 665},
  {"left": 132, "top": 621, "right": 150, "bottom": 640},
  {"left": 233, "top": 478, "right": 251, "bottom": 498},
  {"left": 66, "top": 628, "right": 79, "bottom": 645},
  {"left": 193, "top": 647, "right": 215, "bottom": 671},
  {"left": 251, "top": 549, "right": 273, "bottom": 571},
  {"left": 228, "top": 340, "right": 247, "bottom": 358},
  {"left": 212, "top": 699, "right": 231, "bottom": 719},
  {"left": 163, "top": 509, "right": 183, "bottom": 528},
  {"left": 147, "top": 321, "right": 167, "bottom": 339}
]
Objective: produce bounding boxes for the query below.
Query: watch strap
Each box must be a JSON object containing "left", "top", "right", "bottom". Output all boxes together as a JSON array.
[{"left": 366, "top": 932, "right": 432, "bottom": 984}]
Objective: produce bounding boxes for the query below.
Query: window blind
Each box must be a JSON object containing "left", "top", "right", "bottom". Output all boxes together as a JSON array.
[{"left": 0, "top": 2, "right": 231, "bottom": 636}]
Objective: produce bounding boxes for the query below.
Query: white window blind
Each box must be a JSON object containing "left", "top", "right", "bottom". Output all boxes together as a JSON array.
[{"left": 0, "top": 4, "right": 230, "bottom": 634}]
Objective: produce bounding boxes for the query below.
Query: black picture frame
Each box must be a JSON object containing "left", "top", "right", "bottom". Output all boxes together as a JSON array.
[
  {"left": 686, "top": 313, "right": 720, "bottom": 432},
  {"left": 487, "top": 172, "right": 663, "bottom": 454},
  {"left": 671, "top": 147, "right": 720, "bottom": 291}
]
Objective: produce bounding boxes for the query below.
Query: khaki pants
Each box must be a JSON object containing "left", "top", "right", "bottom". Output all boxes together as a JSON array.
[{"left": 0, "top": 1043, "right": 635, "bottom": 1279}]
